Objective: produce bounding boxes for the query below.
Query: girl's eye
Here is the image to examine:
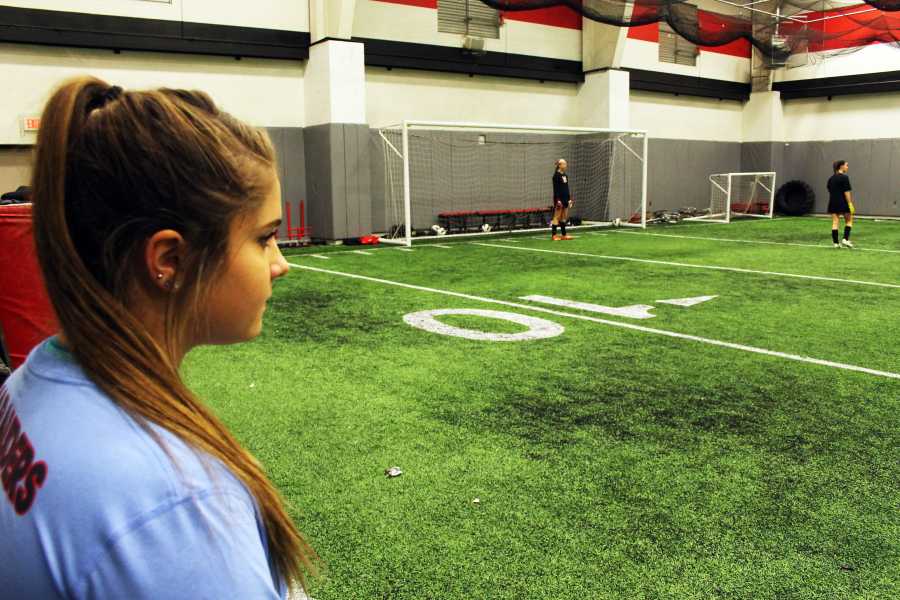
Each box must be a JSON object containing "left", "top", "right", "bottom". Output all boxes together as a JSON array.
[{"left": 259, "top": 230, "right": 278, "bottom": 247}]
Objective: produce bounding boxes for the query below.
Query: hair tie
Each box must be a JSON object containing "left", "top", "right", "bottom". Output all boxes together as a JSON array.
[
  {"left": 102, "top": 86, "right": 123, "bottom": 104},
  {"left": 89, "top": 85, "right": 123, "bottom": 113}
]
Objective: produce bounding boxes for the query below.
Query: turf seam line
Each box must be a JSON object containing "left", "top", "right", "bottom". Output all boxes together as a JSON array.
[
  {"left": 614, "top": 230, "right": 900, "bottom": 254},
  {"left": 472, "top": 243, "right": 900, "bottom": 290},
  {"left": 286, "top": 262, "right": 900, "bottom": 380}
]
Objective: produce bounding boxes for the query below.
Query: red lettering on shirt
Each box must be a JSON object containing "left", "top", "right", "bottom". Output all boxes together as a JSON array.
[{"left": 0, "top": 387, "right": 48, "bottom": 515}]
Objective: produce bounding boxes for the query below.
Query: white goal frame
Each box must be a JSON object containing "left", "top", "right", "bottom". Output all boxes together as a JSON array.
[
  {"left": 377, "top": 120, "right": 649, "bottom": 246},
  {"left": 692, "top": 172, "right": 777, "bottom": 224}
]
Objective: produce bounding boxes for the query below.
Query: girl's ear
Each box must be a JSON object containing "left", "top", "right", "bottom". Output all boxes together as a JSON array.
[{"left": 143, "top": 230, "right": 185, "bottom": 291}]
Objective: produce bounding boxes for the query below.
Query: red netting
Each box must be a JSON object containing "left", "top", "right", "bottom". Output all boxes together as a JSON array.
[{"left": 479, "top": 0, "right": 900, "bottom": 61}]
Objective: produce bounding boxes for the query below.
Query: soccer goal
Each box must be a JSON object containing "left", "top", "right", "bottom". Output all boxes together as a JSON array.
[
  {"left": 692, "top": 172, "right": 777, "bottom": 223},
  {"left": 376, "top": 121, "right": 648, "bottom": 245}
]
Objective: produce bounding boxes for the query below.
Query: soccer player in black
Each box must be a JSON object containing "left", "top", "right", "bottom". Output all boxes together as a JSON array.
[
  {"left": 551, "top": 159, "right": 573, "bottom": 240},
  {"left": 827, "top": 160, "right": 854, "bottom": 248}
]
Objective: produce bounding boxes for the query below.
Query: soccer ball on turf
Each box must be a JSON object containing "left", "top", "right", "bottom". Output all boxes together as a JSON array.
[
  {"left": 481, "top": 223, "right": 492, "bottom": 233},
  {"left": 613, "top": 218, "right": 621, "bottom": 228}
]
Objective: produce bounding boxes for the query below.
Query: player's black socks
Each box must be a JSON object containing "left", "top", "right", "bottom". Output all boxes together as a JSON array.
[
  {"left": 832, "top": 229, "right": 839, "bottom": 244},
  {"left": 552, "top": 224, "right": 557, "bottom": 237},
  {"left": 560, "top": 222, "right": 567, "bottom": 237},
  {"left": 843, "top": 226, "right": 852, "bottom": 241}
]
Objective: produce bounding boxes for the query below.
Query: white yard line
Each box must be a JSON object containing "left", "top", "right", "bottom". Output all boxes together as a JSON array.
[
  {"left": 614, "top": 229, "right": 900, "bottom": 254},
  {"left": 287, "top": 262, "right": 900, "bottom": 380},
  {"left": 472, "top": 243, "right": 900, "bottom": 290},
  {"left": 309, "top": 254, "right": 330, "bottom": 260},
  {"left": 351, "top": 250, "right": 374, "bottom": 256}
]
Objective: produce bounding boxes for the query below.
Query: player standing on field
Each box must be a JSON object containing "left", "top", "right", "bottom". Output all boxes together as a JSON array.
[
  {"left": 827, "top": 160, "right": 855, "bottom": 248},
  {"left": 551, "top": 159, "right": 573, "bottom": 241}
]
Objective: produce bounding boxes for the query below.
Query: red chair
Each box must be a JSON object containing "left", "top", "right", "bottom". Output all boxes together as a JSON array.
[{"left": 0, "top": 203, "right": 58, "bottom": 369}]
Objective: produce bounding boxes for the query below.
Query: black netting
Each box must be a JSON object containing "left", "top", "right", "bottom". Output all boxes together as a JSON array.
[{"left": 479, "top": 1, "right": 900, "bottom": 61}]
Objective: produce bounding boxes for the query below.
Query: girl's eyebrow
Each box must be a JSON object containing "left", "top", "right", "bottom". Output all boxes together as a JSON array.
[{"left": 259, "top": 219, "right": 282, "bottom": 230}]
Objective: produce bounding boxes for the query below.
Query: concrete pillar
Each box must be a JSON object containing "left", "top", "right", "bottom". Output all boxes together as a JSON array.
[
  {"left": 309, "top": 0, "right": 355, "bottom": 43},
  {"left": 578, "top": 69, "right": 630, "bottom": 130},
  {"left": 741, "top": 91, "right": 786, "bottom": 175},
  {"left": 304, "top": 39, "right": 371, "bottom": 241}
]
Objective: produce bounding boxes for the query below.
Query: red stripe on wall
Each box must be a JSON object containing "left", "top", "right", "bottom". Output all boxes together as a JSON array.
[
  {"left": 627, "top": 4, "right": 658, "bottom": 43},
  {"left": 627, "top": 4, "right": 750, "bottom": 58},
  {"left": 502, "top": 6, "right": 582, "bottom": 30},
  {"left": 374, "top": 0, "right": 437, "bottom": 8},
  {"left": 798, "top": 4, "right": 900, "bottom": 52},
  {"left": 698, "top": 11, "right": 751, "bottom": 58}
]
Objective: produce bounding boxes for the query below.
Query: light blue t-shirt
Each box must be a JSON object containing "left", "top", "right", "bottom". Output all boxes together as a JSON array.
[{"left": 0, "top": 338, "right": 287, "bottom": 599}]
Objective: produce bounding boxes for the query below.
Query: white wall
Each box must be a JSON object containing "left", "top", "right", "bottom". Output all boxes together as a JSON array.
[
  {"left": 366, "top": 67, "right": 580, "bottom": 128},
  {"left": 183, "top": 0, "right": 308, "bottom": 31},
  {"left": 620, "top": 38, "right": 749, "bottom": 83},
  {"left": 0, "top": 43, "right": 305, "bottom": 144},
  {"left": 353, "top": 0, "right": 581, "bottom": 61},
  {"left": 776, "top": 44, "right": 900, "bottom": 82},
  {"left": 368, "top": 70, "right": 747, "bottom": 141},
  {"left": 783, "top": 92, "right": 900, "bottom": 141},
  {"left": 630, "top": 90, "right": 744, "bottom": 141},
  {"left": 0, "top": 0, "right": 180, "bottom": 20},
  {"left": 0, "top": 0, "right": 309, "bottom": 30}
]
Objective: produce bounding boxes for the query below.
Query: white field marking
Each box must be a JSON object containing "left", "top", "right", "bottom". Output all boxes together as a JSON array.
[
  {"left": 286, "top": 262, "right": 900, "bottom": 380},
  {"left": 403, "top": 309, "right": 564, "bottom": 342},
  {"left": 614, "top": 229, "right": 900, "bottom": 255},
  {"left": 351, "top": 250, "right": 374, "bottom": 256},
  {"left": 657, "top": 295, "right": 718, "bottom": 307},
  {"left": 473, "top": 243, "right": 900, "bottom": 290},
  {"left": 431, "top": 244, "right": 454, "bottom": 249},
  {"left": 309, "top": 254, "right": 330, "bottom": 260},
  {"left": 521, "top": 295, "right": 656, "bottom": 320},
  {"left": 498, "top": 238, "right": 521, "bottom": 242},
  {"left": 396, "top": 247, "right": 415, "bottom": 252}
]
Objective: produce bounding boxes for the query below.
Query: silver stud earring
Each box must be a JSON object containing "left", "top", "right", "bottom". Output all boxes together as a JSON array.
[{"left": 156, "top": 273, "right": 163, "bottom": 279}]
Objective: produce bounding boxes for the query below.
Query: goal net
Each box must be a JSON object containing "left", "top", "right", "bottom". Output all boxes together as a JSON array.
[
  {"left": 693, "top": 172, "right": 776, "bottom": 223},
  {"left": 376, "top": 121, "right": 648, "bottom": 245}
]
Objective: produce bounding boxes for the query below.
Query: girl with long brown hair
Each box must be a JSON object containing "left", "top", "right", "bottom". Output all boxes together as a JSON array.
[{"left": 0, "top": 77, "right": 317, "bottom": 598}]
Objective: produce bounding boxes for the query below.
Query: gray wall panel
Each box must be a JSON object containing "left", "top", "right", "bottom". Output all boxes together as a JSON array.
[
  {"left": 303, "top": 124, "right": 334, "bottom": 240},
  {"left": 363, "top": 132, "right": 900, "bottom": 239},
  {"left": 282, "top": 128, "right": 307, "bottom": 231},
  {"left": 328, "top": 124, "right": 348, "bottom": 239},
  {"left": 304, "top": 123, "right": 372, "bottom": 240},
  {"left": 370, "top": 131, "right": 388, "bottom": 232},
  {"left": 266, "top": 127, "right": 305, "bottom": 240},
  {"left": 647, "top": 139, "right": 741, "bottom": 212},
  {"left": 777, "top": 140, "right": 900, "bottom": 216}
]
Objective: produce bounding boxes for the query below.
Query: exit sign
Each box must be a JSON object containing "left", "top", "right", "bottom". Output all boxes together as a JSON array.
[{"left": 23, "top": 116, "right": 40, "bottom": 132}]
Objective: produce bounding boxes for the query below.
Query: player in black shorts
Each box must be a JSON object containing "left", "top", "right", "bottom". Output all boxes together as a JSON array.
[
  {"left": 827, "top": 160, "right": 854, "bottom": 248},
  {"left": 551, "top": 159, "right": 573, "bottom": 240}
]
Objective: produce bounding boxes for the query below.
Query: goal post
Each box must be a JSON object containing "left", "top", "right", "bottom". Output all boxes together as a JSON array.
[
  {"left": 691, "top": 172, "right": 776, "bottom": 224},
  {"left": 377, "top": 120, "right": 649, "bottom": 245}
]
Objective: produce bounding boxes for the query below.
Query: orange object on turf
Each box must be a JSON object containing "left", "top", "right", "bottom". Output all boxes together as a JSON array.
[
  {"left": 552, "top": 235, "right": 561, "bottom": 241},
  {"left": 561, "top": 235, "right": 573, "bottom": 240}
]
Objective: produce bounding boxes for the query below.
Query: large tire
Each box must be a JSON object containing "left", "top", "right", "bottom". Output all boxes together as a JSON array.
[{"left": 775, "top": 180, "right": 815, "bottom": 216}]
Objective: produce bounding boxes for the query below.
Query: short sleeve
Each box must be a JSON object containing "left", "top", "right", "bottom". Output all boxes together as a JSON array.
[{"left": 76, "top": 491, "right": 283, "bottom": 600}]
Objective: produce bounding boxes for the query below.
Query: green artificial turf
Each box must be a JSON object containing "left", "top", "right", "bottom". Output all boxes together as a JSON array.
[{"left": 183, "top": 216, "right": 900, "bottom": 599}]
